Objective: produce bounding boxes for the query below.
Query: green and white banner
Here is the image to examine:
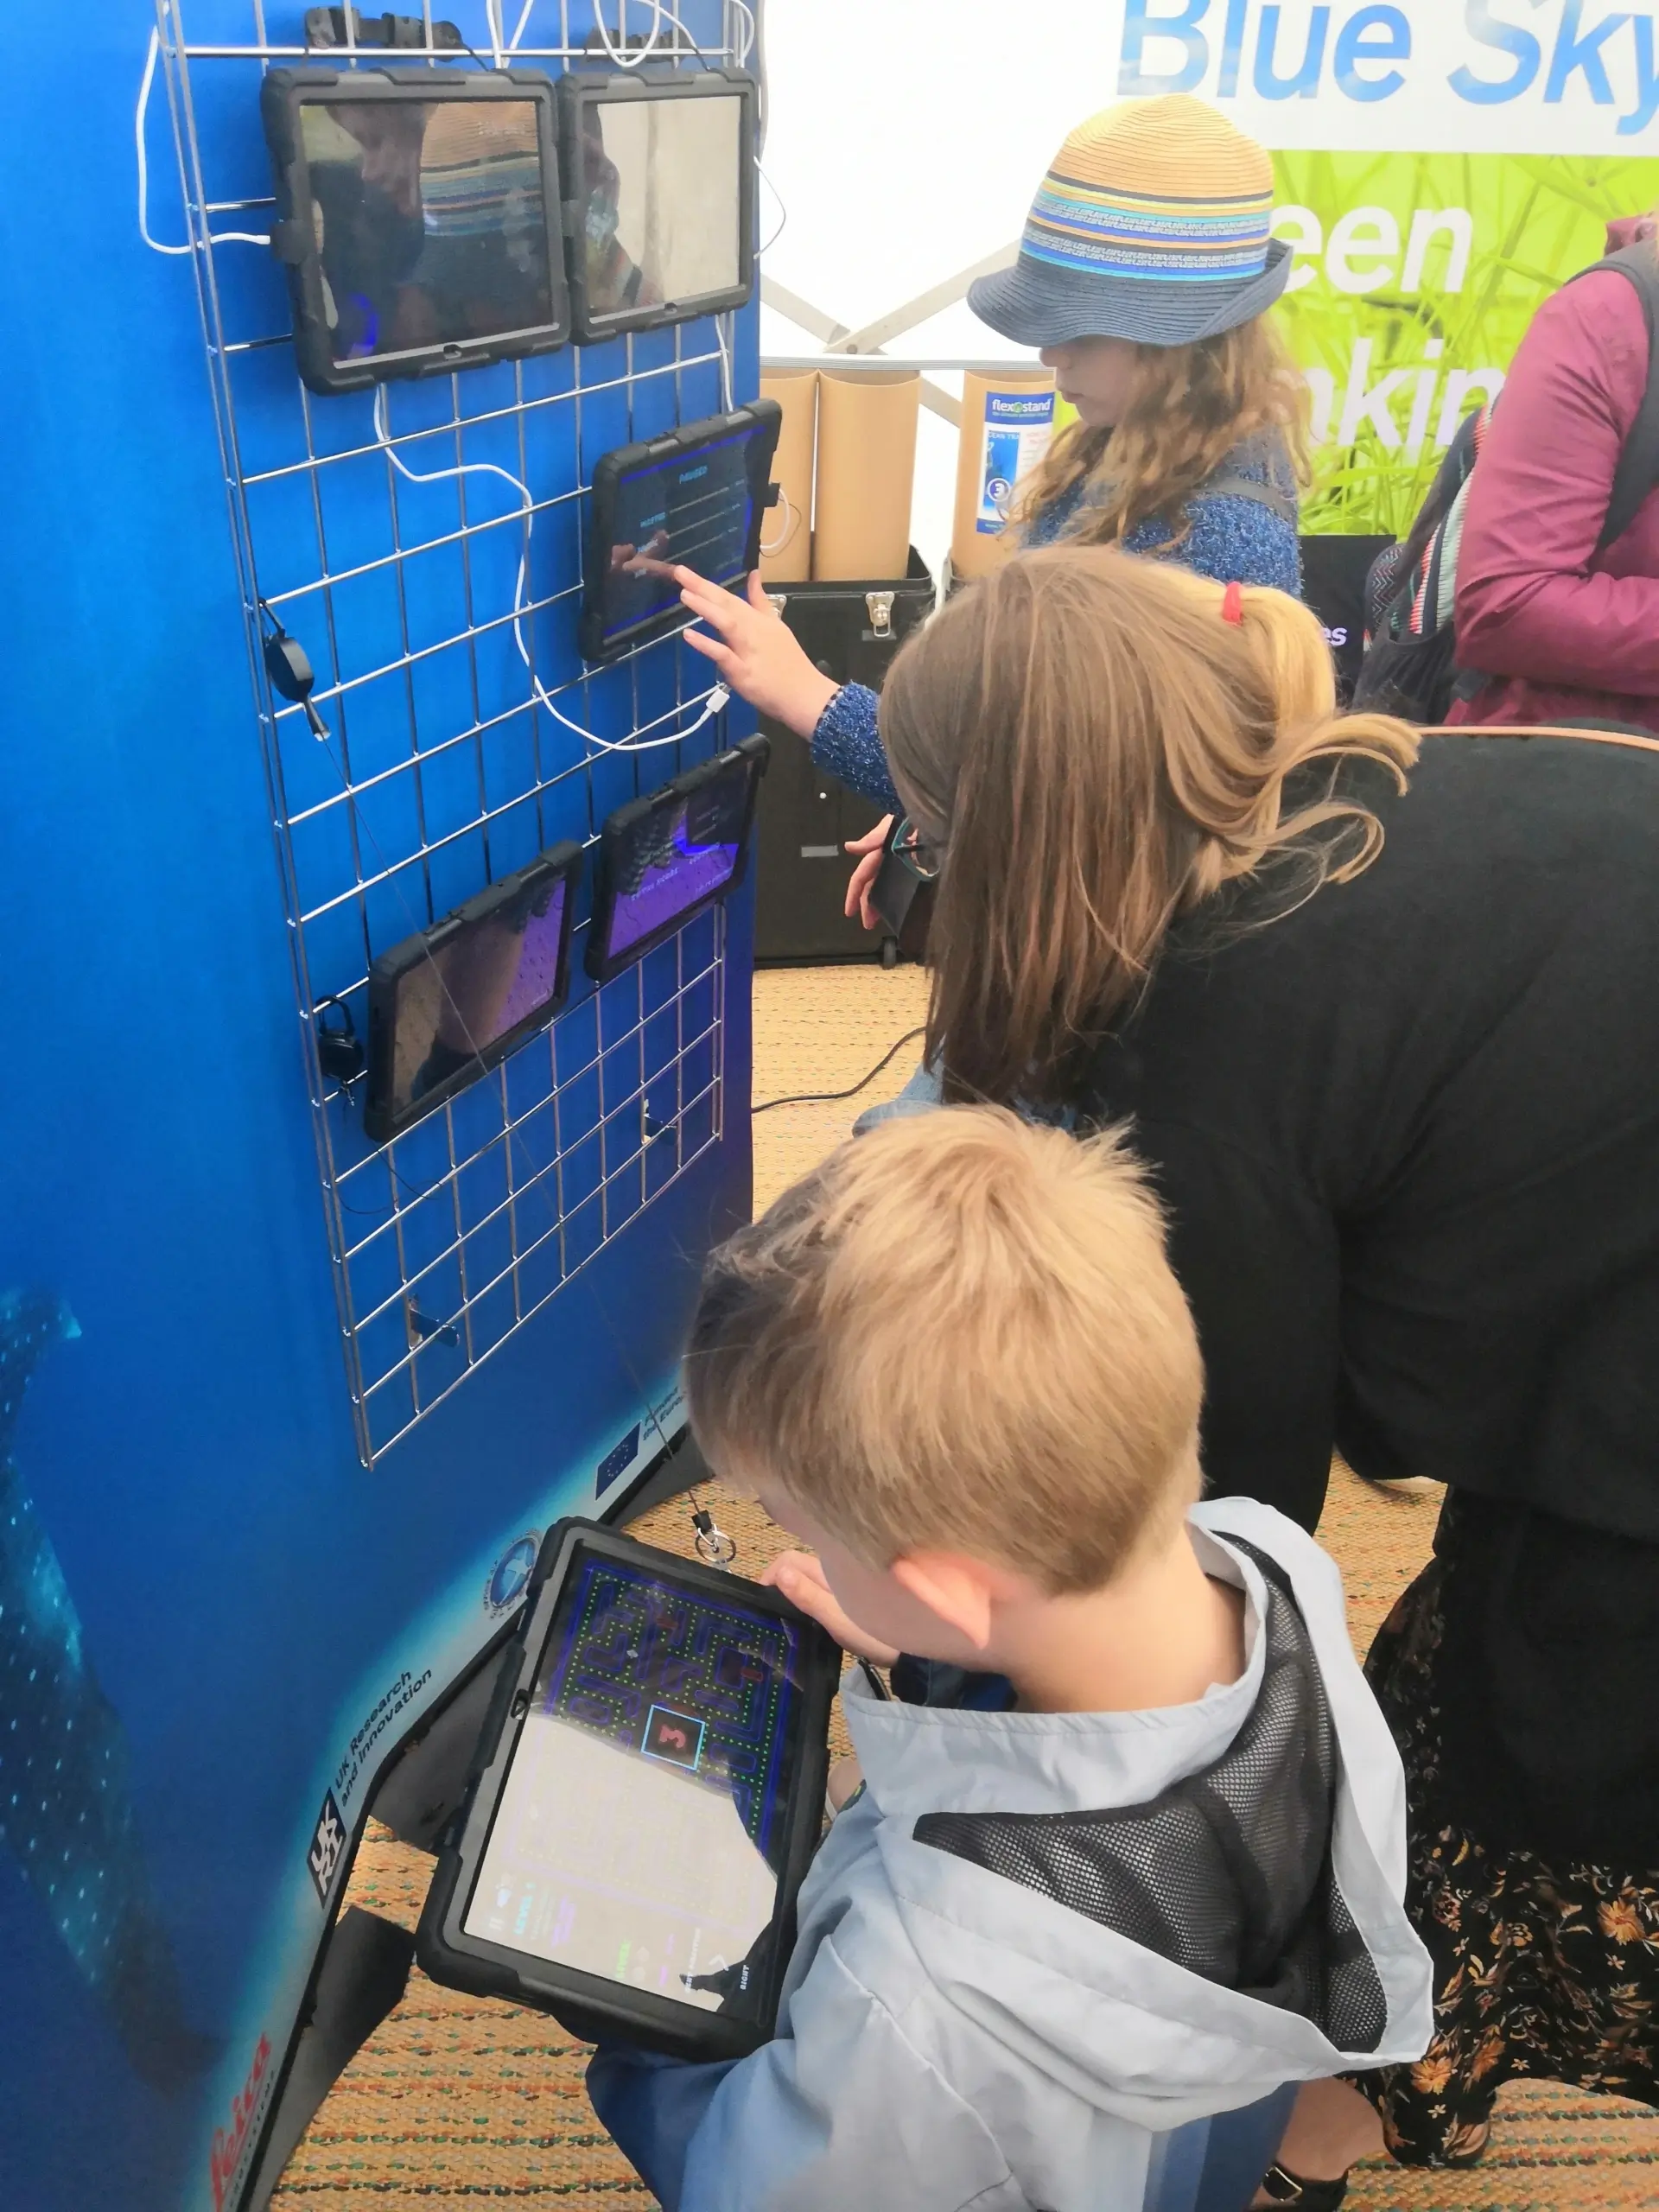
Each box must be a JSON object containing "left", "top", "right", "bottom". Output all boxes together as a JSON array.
[{"left": 1274, "top": 151, "right": 1659, "bottom": 532}]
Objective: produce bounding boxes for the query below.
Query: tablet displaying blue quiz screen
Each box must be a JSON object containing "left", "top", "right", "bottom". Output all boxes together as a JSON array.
[
  {"left": 464, "top": 1552, "right": 805, "bottom": 2021},
  {"left": 597, "top": 426, "right": 760, "bottom": 646}
]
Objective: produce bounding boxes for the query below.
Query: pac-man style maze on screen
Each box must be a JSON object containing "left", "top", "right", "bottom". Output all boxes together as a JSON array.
[{"left": 543, "top": 1560, "right": 795, "bottom": 1855}]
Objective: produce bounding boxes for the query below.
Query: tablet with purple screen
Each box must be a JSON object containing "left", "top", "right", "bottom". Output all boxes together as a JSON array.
[
  {"left": 365, "top": 839, "right": 582, "bottom": 1141},
  {"left": 587, "top": 739, "right": 768, "bottom": 982}
]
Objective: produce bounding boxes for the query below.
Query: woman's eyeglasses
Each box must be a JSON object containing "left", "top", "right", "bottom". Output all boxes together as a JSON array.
[{"left": 892, "top": 816, "right": 943, "bottom": 882}]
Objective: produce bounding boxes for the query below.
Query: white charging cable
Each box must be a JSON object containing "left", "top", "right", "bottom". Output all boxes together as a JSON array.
[
  {"left": 757, "top": 160, "right": 787, "bottom": 254},
  {"left": 372, "top": 382, "right": 531, "bottom": 521},
  {"left": 589, "top": 0, "right": 665, "bottom": 66},
  {"left": 372, "top": 386, "right": 729, "bottom": 754},
  {"left": 137, "top": 30, "right": 270, "bottom": 254},
  {"left": 759, "top": 486, "right": 796, "bottom": 556},
  {"left": 556, "top": 679, "right": 731, "bottom": 753},
  {"left": 510, "top": 0, "right": 726, "bottom": 62}
]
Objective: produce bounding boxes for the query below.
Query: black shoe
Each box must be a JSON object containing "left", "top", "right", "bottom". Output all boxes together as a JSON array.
[{"left": 1257, "top": 2166, "right": 1348, "bottom": 2209}]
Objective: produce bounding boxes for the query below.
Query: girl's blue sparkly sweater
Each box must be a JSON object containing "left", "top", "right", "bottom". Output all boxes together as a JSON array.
[{"left": 810, "top": 434, "right": 1301, "bottom": 814}]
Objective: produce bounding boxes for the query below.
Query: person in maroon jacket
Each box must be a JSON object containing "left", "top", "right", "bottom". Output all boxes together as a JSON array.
[{"left": 1451, "top": 216, "right": 1659, "bottom": 734}]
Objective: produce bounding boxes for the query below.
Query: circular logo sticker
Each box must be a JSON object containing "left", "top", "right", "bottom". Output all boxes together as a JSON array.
[{"left": 485, "top": 1534, "right": 541, "bottom": 1615}]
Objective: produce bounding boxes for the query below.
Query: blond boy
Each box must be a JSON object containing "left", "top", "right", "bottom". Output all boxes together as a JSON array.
[{"left": 588, "top": 1109, "right": 1429, "bottom": 2212}]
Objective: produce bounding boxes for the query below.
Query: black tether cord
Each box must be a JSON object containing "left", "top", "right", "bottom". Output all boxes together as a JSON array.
[{"left": 752, "top": 1027, "right": 925, "bottom": 1116}]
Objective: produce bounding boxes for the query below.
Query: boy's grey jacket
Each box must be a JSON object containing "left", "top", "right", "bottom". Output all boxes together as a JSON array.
[{"left": 593, "top": 1499, "right": 1433, "bottom": 2212}]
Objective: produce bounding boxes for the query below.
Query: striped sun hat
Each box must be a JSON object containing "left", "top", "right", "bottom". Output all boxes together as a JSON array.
[{"left": 969, "top": 95, "right": 1290, "bottom": 349}]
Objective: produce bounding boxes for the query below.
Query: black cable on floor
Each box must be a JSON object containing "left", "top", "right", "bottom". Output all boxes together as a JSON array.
[{"left": 752, "top": 1027, "right": 926, "bottom": 1116}]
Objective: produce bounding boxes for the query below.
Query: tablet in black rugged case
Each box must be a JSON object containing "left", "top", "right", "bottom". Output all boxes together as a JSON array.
[
  {"left": 365, "top": 840, "right": 582, "bottom": 1144},
  {"left": 582, "top": 401, "right": 782, "bottom": 664},
  {"left": 261, "top": 66, "right": 569, "bottom": 396},
  {"left": 586, "top": 737, "right": 769, "bottom": 983},
  {"left": 416, "top": 1521, "right": 840, "bottom": 2060},
  {"left": 557, "top": 67, "right": 758, "bottom": 344}
]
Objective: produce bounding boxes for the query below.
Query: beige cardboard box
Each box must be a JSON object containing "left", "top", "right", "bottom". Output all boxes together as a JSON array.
[
  {"left": 759, "top": 367, "right": 817, "bottom": 585},
  {"left": 810, "top": 368, "right": 920, "bottom": 582}
]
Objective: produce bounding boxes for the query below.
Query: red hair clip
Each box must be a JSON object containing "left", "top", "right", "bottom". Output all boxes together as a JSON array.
[{"left": 1221, "top": 582, "right": 1244, "bottom": 626}]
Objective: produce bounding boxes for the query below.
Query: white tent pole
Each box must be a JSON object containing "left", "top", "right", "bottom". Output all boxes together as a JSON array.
[{"left": 824, "top": 245, "right": 1020, "bottom": 357}]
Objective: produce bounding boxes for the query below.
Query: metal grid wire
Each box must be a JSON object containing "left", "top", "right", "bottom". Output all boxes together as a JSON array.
[{"left": 156, "top": 0, "right": 747, "bottom": 1465}]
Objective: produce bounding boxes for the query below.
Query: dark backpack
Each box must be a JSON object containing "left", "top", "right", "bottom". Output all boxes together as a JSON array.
[{"left": 1352, "top": 241, "right": 1659, "bottom": 724}]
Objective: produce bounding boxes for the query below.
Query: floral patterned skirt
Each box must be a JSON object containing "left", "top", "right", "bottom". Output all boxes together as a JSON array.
[{"left": 1359, "top": 1552, "right": 1659, "bottom": 2165}]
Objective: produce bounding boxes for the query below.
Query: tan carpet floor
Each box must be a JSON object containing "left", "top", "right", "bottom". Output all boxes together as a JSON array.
[{"left": 270, "top": 965, "right": 1658, "bottom": 2209}]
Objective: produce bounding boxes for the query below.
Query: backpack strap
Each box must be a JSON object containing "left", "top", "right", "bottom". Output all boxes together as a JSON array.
[
  {"left": 1198, "top": 471, "right": 1300, "bottom": 529},
  {"left": 1377, "top": 403, "right": 1490, "bottom": 645},
  {"left": 1567, "top": 242, "right": 1659, "bottom": 552},
  {"left": 1431, "top": 473, "right": 1477, "bottom": 632}
]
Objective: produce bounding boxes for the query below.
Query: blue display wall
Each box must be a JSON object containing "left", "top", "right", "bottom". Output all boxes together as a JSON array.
[{"left": 0, "top": 5, "right": 756, "bottom": 2206}]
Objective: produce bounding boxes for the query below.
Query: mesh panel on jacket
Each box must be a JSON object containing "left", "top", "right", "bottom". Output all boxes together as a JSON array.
[{"left": 912, "top": 1541, "right": 1389, "bottom": 2053}]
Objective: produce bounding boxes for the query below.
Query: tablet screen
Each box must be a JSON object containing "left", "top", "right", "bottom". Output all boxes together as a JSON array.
[
  {"left": 596, "top": 424, "right": 763, "bottom": 650},
  {"left": 299, "top": 92, "right": 556, "bottom": 364},
  {"left": 464, "top": 1551, "right": 807, "bottom": 2021},
  {"left": 604, "top": 769, "right": 752, "bottom": 966},
  {"left": 382, "top": 865, "right": 571, "bottom": 1127},
  {"left": 580, "top": 92, "right": 744, "bottom": 321}
]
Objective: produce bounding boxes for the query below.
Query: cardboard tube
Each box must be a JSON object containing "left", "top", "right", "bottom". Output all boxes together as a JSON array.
[
  {"left": 950, "top": 369, "right": 1058, "bottom": 582},
  {"left": 759, "top": 368, "right": 817, "bottom": 585},
  {"left": 811, "top": 369, "right": 920, "bottom": 582}
]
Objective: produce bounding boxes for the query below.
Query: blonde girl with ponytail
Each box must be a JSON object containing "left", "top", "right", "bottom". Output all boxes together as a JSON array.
[{"left": 879, "top": 549, "right": 1414, "bottom": 1110}]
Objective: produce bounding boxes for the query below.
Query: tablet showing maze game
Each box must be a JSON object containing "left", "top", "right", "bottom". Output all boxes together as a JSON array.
[{"left": 463, "top": 1543, "right": 815, "bottom": 2024}]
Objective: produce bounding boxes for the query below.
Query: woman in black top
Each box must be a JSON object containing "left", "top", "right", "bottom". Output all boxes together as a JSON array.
[{"left": 871, "top": 545, "right": 1659, "bottom": 2200}]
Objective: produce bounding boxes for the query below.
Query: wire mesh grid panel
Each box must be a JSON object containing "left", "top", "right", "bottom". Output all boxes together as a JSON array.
[{"left": 156, "top": 0, "right": 750, "bottom": 1465}]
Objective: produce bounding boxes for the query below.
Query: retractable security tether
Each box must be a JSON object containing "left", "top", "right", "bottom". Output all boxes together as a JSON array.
[
  {"left": 313, "top": 996, "right": 365, "bottom": 1088},
  {"left": 258, "top": 601, "right": 330, "bottom": 739},
  {"left": 691, "top": 1503, "right": 737, "bottom": 1566}
]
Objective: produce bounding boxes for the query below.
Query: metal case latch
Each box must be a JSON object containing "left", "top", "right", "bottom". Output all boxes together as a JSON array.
[{"left": 866, "top": 591, "right": 895, "bottom": 638}]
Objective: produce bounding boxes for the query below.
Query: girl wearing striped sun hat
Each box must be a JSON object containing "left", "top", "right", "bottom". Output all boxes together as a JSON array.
[
  {"left": 971, "top": 91, "right": 1294, "bottom": 348},
  {"left": 967, "top": 92, "right": 1306, "bottom": 594},
  {"left": 673, "top": 95, "right": 1309, "bottom": 830}
]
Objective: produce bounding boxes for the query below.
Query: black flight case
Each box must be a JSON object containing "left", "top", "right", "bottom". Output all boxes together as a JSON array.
[{"left": 753, "top": 549, "right": 936, "bottom": 965}]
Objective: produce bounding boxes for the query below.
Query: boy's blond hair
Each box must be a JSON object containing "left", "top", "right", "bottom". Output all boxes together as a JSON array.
[{"left": 685, "top": 1106, "right": 1204, "bottom": 1594}]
